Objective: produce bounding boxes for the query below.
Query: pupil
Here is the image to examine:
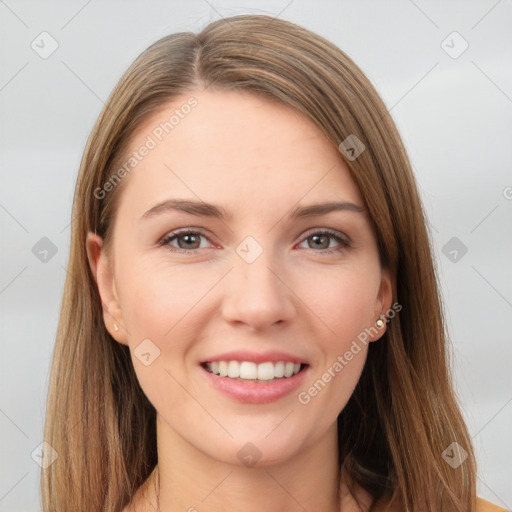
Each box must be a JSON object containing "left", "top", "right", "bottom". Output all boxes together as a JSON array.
[
  {"left": 179, "top": 234, "right": 199, "bottom": 249},
  {"left": 311, "top": 234, "right": 328, "bottom": 249}
]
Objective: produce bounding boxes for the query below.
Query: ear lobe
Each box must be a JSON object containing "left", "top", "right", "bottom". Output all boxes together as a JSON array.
[
  {"left": 86, "top": 232, "right": 128, "bottom": 345},
  {"left": 371, "top": 268, "right": 395, "bottom": 342}
]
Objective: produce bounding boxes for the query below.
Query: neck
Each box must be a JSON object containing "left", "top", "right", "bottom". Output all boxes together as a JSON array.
[{"left": 145, "top": 413, "right": 346, "bottom": 512}]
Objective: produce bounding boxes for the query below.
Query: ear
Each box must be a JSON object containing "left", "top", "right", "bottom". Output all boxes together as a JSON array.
[
  {"left": 371, "top": 267, "right": 395, "bottom": 342},
  {"left": 86, "top": 232, "right": 128, "bottom": 346}
]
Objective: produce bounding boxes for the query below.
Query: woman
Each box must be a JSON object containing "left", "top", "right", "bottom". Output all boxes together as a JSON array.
[{"left": 41, "top": 14, "right": 506, "bottom": 512}]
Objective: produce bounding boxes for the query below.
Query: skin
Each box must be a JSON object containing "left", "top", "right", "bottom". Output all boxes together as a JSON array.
[{"left": 87, "top": 90, "right": 394, "bottom": 511}]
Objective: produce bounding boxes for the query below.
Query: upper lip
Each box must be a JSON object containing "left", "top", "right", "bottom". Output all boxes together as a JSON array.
[{"left": 201, "top": 350, "right": 308, "bottom": 365}]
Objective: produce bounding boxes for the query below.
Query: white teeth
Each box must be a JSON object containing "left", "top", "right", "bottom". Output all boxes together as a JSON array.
[
  {"left": 227, "top": 361, "right": 239, "bottom": 378},
  {"left": 274, "top": 361, "right": 285, "bottom": 378},
  {"left": 284, "top": 362, "right": 294, "bottom": 378},
  {"left": 219, "top": 361, "right": 228, "bottom": 377},
  {"left": 206, "top": 360, "right": 303, "bottom": 380},
  {"left": 257, "top": 362, "right": 274, "bottom": 380},
  {"left": 239, "top": 361, "right": 257, "bottom": 379}
]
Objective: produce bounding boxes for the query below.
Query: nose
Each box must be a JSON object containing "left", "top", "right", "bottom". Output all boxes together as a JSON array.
[{"left": 221, "top": 250, "right": 296, "bottom": 332}]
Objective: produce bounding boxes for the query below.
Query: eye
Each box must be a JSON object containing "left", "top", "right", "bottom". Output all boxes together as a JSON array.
[
  {"left": 297, "top": 229, "right": 351, "bottom": 254},
  {"left": 158, "top": 229, "right": 214, "bottom": 253}
]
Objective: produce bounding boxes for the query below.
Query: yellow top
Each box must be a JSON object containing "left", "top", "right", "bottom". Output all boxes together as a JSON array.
[{"left": 477, "top": 497, "right": 509, "bottom": 511}]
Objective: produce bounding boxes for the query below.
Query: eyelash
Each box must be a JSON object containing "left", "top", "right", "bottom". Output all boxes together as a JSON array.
[
  {"left": 299, "top": 228, "right": 351, "bottom": 254},
  {"left": 158, "top": 229, "right": 214, "bottom": 255},
  {"left": 158, "top": 228, "right": 351, "bottom": 256}
]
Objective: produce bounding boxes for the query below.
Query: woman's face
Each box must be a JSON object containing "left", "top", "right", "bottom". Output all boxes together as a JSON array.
[{"left": 89, "top": 90, "right": 392, "bottom": 467}]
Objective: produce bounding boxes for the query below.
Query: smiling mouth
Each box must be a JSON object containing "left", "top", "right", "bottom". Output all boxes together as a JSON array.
[{"left": 201, "top": 361, "right": 308, "bottom": 382}]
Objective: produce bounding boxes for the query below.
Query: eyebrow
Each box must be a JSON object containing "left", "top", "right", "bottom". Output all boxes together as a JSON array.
[
  {"left": 142, "top": 199, "right": 229, "bottom": 220},
  {"left": 287, "top": 201, "right": 365, "bottom": 218},
  {"left": 141, "top": 198, "right": 365, "bottom": 221}
]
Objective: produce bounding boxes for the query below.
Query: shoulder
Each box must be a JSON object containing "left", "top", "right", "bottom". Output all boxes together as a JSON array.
[
  {"left": 477, "top": 497, "right": 510, "bottom": 512},
  {"left": 373, "top": 496, "right": 508, "bottom": 512}
]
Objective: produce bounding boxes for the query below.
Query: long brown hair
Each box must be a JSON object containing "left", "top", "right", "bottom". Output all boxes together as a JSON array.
[{"left": 41, "top": 14, "right": 476, "bottom": 511}]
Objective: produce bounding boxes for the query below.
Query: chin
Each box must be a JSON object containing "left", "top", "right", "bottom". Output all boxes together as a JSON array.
[{"left": 205, "top": 428, "right": 312, "bottom": 469}]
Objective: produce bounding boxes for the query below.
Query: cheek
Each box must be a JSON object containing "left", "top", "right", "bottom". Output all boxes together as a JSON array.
[
  {"left": 294, "top": 265, "right": 380, "bottom": 418},
  {"left": 114, "top": 259, "right": 225, "bottom": 398},
  {"left": 114, "top": 260, "right": 212, "bottom": 412},
  {"left": 303, "top": 263, "right": 382, "bottom": 341},
  {"left": 116, "top": 258, "right": 219, "bottom": 342}
]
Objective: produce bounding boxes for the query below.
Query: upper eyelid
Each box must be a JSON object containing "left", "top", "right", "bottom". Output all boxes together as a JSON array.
[
  {"left": 161, "top": 228, "right": 213, "bottom": 246},
  {"left": 161, "top": 227, "right": 210, "bottom": 237},
  {"left": 299, "top": 228, "right": 352, "bottom": 246},
  {"left": 300, "top": 227, "right": 350, "bottom": 241}
]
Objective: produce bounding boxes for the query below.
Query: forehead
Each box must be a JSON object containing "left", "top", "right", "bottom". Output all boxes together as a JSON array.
[{"left": 117, "top": 90, "right": 363, "bottom": 221}]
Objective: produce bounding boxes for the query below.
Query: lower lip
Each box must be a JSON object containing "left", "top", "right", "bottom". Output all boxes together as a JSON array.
[{"left": 201, "top": 365, "right": 309, "bottom": 404}]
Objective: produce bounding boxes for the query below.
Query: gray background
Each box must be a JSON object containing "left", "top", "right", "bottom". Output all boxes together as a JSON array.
[{"left": 1, "top": 1, "right": 511, "bottom": 510}]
